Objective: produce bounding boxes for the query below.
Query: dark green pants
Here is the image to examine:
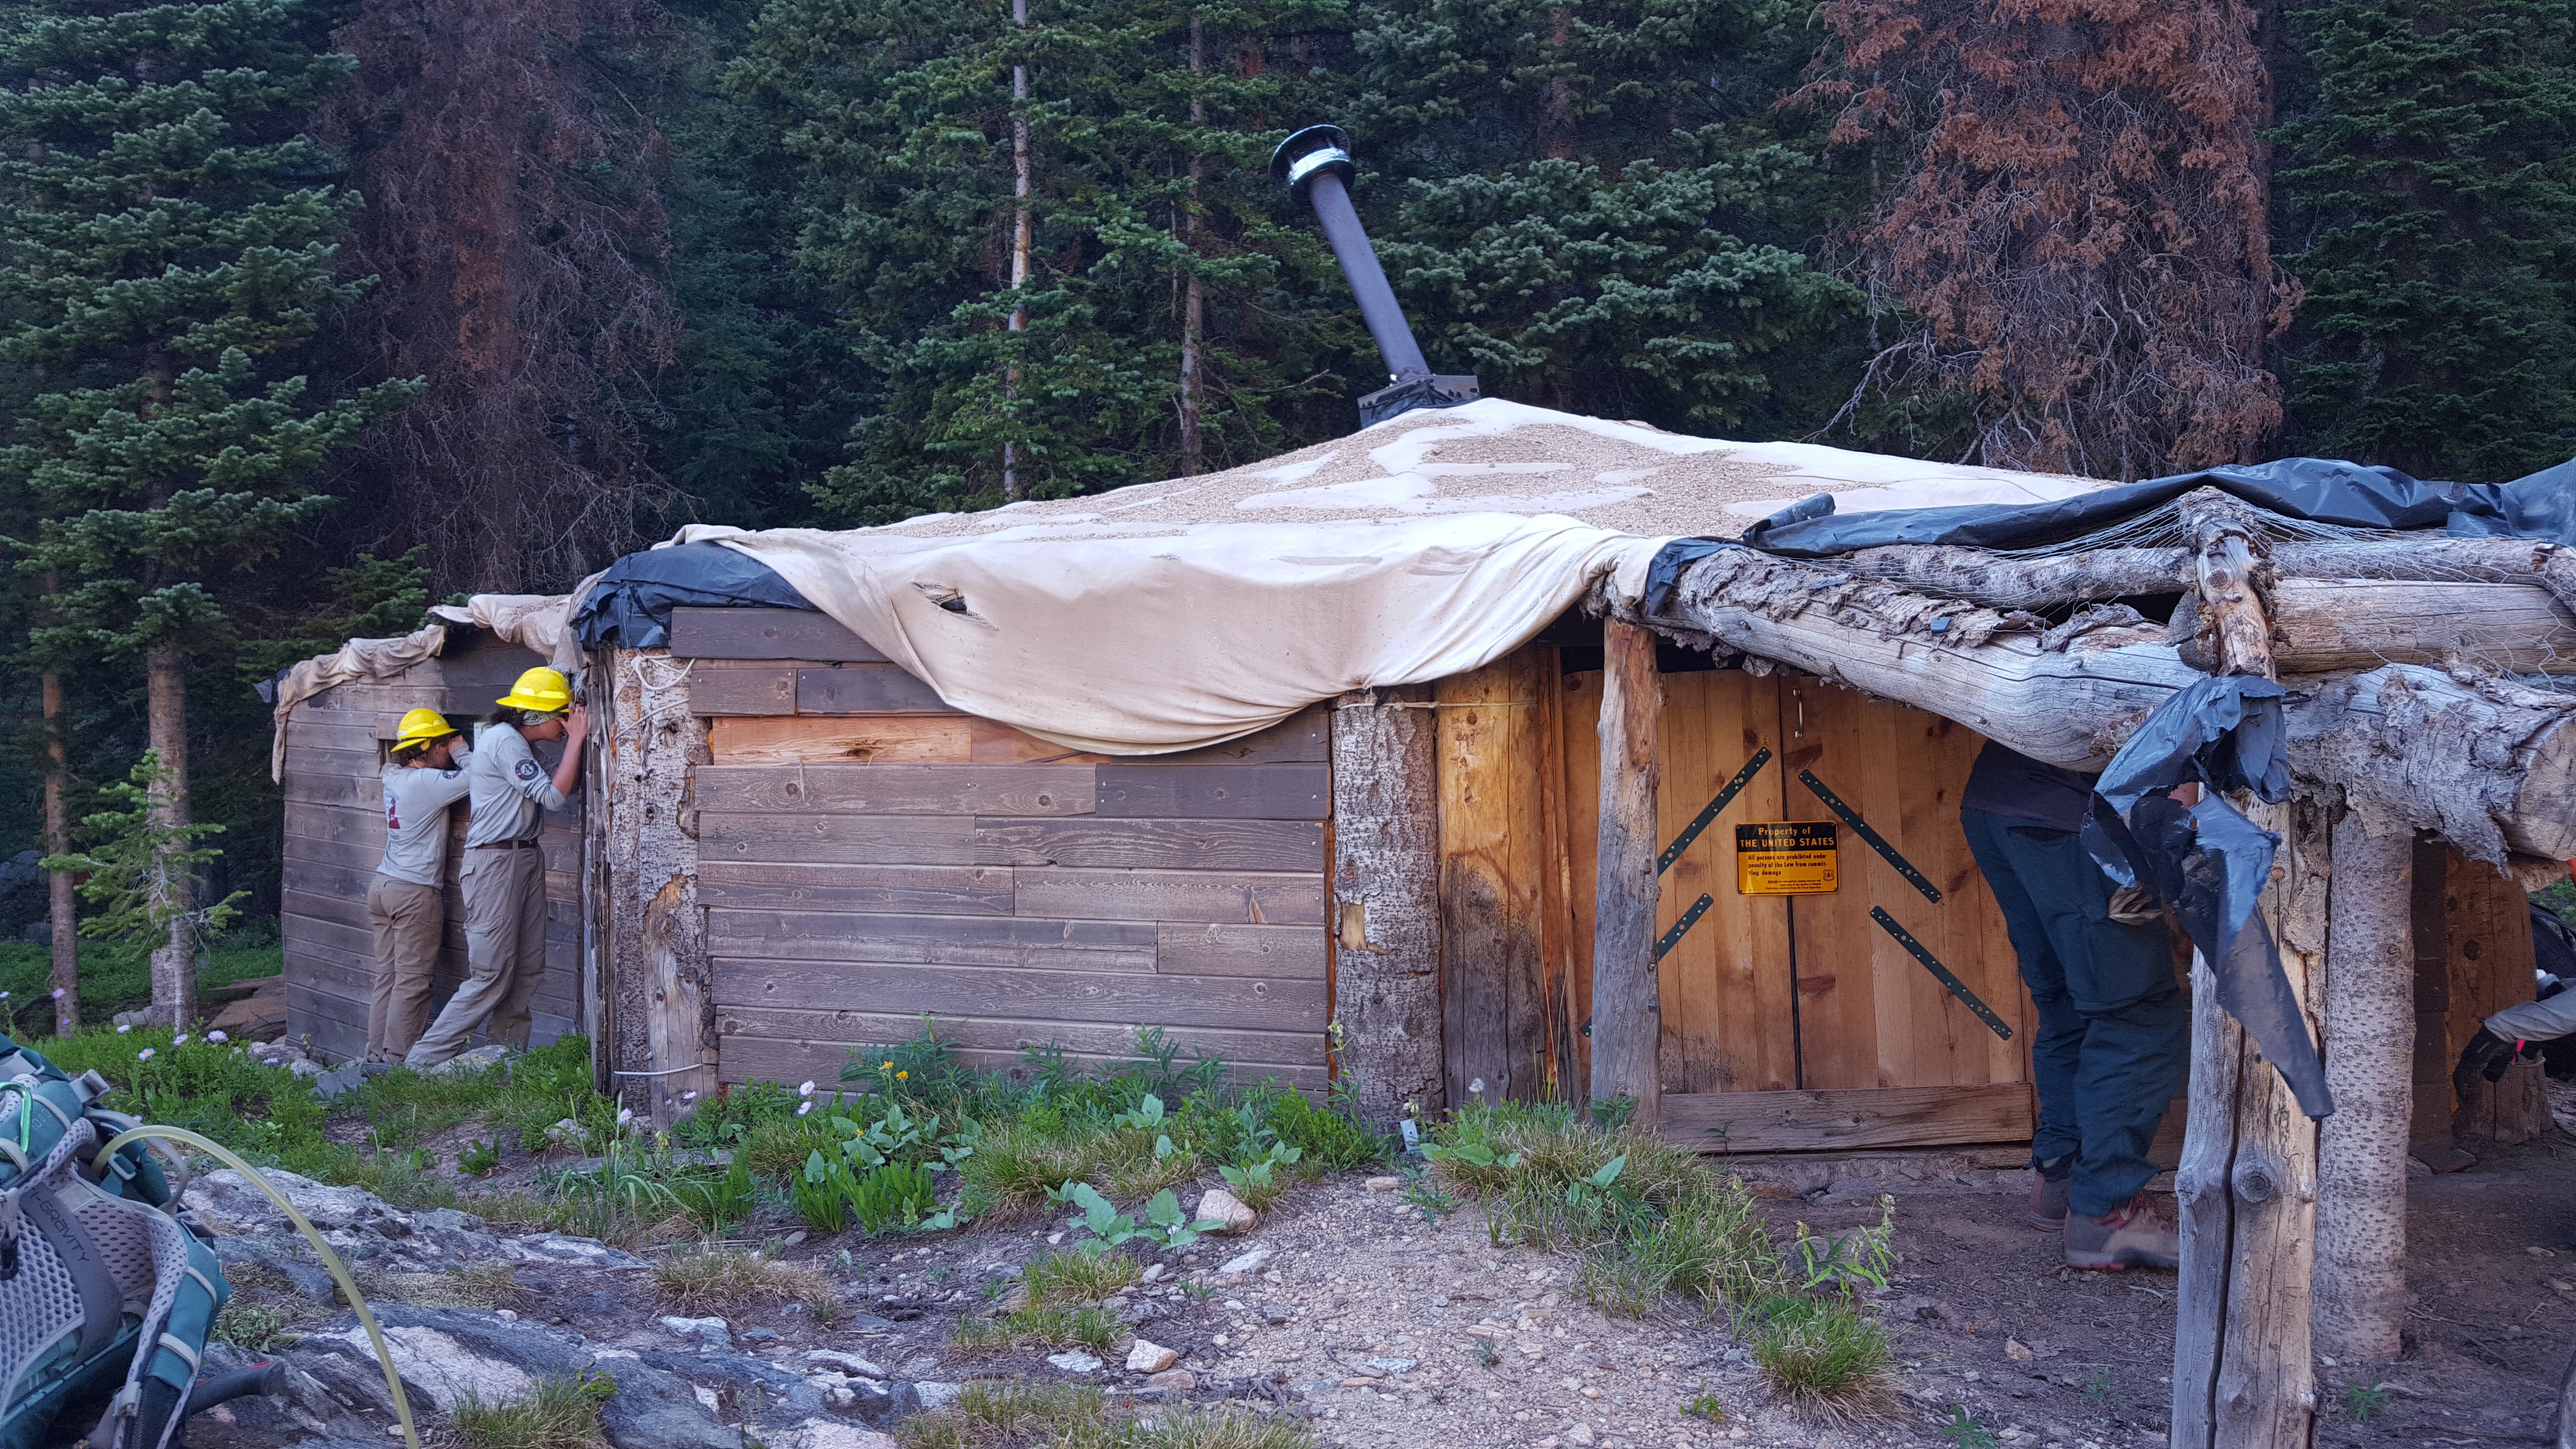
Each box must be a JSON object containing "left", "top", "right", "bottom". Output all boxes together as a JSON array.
[{"left": 1962, "top": 808, "right": 2189, "bottom": 1218}]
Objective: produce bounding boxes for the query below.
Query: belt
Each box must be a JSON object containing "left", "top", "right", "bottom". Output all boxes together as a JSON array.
[{"left": 468, "top": 839, "right": 542, "bottom": 851}]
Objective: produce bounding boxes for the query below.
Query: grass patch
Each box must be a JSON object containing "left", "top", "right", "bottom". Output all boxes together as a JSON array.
[
  {"left": 449, "top": 1371, "right": 616, "bottom": 1449},
  {"left": 1744, "top": 1296, "right": 1895, "bottom": 1423},
  {"left": 370, "top": 1262, "right": 528, "bottom": 1311},
  {"left": 653, "top": 1247, "right": 837, "bottom": 1315},
  {"left": 210, "top": 1299, "right": 300, "bottom": 1353},
  {"left": 894, "top": 1380, "right": 1317, "bottom": 1449},
  {"left": 950, "top": 1303, "right": 1125, "bottom": 1354},
  {"left": 0, "top": 929, "right": 280, "bottom": 1034},
  {"left": 1021, "top": 1248, "right": 1138, "bottom": 1305}
]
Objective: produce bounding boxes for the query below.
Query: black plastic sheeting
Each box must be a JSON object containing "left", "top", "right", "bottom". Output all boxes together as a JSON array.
[
  {"left": 1735, "top": 452, "right": 2576, "bottom": 557},
  {"left": 572, "top": 542, "right": 813, "bottom": 652},
  {"left": 2082, "top": 677, "right": 2333, "bottom": 1120}
]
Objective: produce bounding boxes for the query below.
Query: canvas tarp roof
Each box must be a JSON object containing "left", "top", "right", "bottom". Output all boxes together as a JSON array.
[{"left": 628, "top": 398, "right": 2104, "bottom": 755}]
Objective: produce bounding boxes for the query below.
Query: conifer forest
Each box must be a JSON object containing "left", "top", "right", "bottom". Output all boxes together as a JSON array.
[{"left": 1, "top": 0, "right": 2573, "bottom": 951}]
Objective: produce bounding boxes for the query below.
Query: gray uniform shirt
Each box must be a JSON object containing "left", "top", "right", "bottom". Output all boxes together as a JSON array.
[
  {"left": 464, "top": 723, "right": 574, "bottom": 847},
  {"left": 378, "top": 744, "right": 474, "bottom": 887}
]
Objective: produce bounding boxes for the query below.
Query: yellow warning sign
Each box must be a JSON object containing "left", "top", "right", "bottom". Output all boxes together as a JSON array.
[{"left": 1736, "top": 821, "right": 1840, "bottom": 895}]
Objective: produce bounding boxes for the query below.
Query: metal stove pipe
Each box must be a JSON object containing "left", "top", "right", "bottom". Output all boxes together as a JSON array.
[{"left": 1270, "top": 124, "right": 1479, "bottom": 427}]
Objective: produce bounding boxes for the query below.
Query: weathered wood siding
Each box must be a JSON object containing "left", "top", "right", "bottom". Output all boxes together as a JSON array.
[
  {"left": 280, "top": 636, "right": 583, "bottom": 1061},
  {"left": 676, "top": 616, "right": 1332, "bottom": 1089}
]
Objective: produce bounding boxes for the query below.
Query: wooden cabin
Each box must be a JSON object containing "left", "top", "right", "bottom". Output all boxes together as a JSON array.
[
  {"left": 276, "top": 626, "right": 586, "bottom": 1061},
  {"left": 277, "top": 597, "right": 2553, "bottom": 1160}
]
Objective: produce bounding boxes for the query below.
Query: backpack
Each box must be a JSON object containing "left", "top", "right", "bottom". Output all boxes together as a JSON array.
[{"left": 0, "top": 1034, "right": 227, "bottom": 1449}]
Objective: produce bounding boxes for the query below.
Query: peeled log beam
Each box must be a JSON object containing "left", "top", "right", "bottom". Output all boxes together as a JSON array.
[
  {"left": 1642, "top": 548, "right": 2576, "bottom": 863},
  {"left": 2314, "top": 814, "right": 2415, "bottom": 1363},
  {"left": 1835, "top": 535, "right": 2567, "bottom": 611},
  {"left": 2270, "top": 580, "right": 2576, "bottom": 673}
]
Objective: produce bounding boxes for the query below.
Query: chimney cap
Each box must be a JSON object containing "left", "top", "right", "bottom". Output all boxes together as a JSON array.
[{"left": 1269, "top": 124, "right": 1355, "bottom": 204}]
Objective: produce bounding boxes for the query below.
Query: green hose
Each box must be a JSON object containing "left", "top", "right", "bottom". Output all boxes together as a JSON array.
[{"left": 93, "top": 1125, "right": 421, "bottom": 1449}]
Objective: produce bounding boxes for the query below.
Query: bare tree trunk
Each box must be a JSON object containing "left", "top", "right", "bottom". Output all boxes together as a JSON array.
[
  {"left": 1003, "top": 0, "right": 1031, "bottom": 503},
  {"left": 2314, "top": 810, "right": 2414, "bottom": 1363},
  {"left": 41, "top": 666, "right": 78, "bottom": 1037},
  {"left": 1589, "top": 618, "right": 1661, "bottom": 1127},
  {"left": 144, "top": 642, "right": 195, "bottom": 1030},
  {"left": 1330, "top": 688, "right": 1444, "bottom": 1127},
  {"left": 1177, "top": 11, "right": 1205, "bottom": 477}
]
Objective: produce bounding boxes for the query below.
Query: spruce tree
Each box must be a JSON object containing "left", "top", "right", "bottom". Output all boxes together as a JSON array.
[
  {"left": 0, "top": 0, "right": 416, "bottom": 1026},
  {"left": 728, "top": 0, "right": 1354, "bottom": 519},
  {"left": 2273, "top": 0, "right": 2576, "bottom": 479},
  {"left": 1348, "top": 0, "right": 1856, "bottom": 433}
]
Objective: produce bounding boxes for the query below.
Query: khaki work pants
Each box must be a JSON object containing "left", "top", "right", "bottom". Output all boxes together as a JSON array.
[
  {"left": 365, "top": 875, "right": 444, "bottom": 1062},
  {"left": 405, "top": 845, "right": 547, "bottom": 1067}
]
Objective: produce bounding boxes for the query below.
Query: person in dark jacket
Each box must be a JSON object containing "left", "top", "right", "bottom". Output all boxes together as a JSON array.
[{"left": 1961, "top": 741, "right": 2190, "bottom": 1271}]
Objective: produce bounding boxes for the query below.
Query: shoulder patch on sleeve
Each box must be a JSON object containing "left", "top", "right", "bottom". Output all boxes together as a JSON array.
[{"left": 514, "top": 758, "right": 545, "bottom": 783}]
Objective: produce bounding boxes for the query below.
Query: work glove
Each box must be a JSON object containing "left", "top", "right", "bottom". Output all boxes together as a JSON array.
[{"left": 2455, "top": 1027, "right": 2541, "bottom": 1092}]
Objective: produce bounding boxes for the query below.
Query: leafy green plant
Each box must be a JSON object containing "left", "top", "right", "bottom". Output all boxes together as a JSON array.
[
  {"left": 1679, "top": 1384, "right": 1725, "bottom": 1424},
  {"left": 795, "top": 1150, "right": 855, "bottom": 1233},
  {"left": 1787, "top": 1197, "right": 1898, "bottom": 1294},
  {"left": 2079, "top": 1369, "right": 2115, "bottom": 1405},
  {"left": 1049, "top": 1180, "right": 1219, "bottom": 1251},
  {"left": 458, "top": 1138, "right": 501, "bottom": 1177},
  {"left": 849, "top": 1161, "right": 940, "bottom": 1235},
  {"left": 211, "top": 1299, "right": 298, "bottom": 1353},
  {"left": 2341, "top": 1380, "right": 2390, "bottom": 1423},
  {"left": 1399, "top": 1166, "right": 1458, "bottom": 1226},
  {"left": 1217, "top": 1139, "right": 1303, "bottom": 1210},
  {"left": 1471, "top": 1336, "right": 1500, "bottom": 1368},
  {"left": 1933, "top": 1405, "right": 1998, "bottom": 1449}
]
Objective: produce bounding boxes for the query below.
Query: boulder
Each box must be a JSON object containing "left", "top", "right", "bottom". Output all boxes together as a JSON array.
[
  {"left": 1125, "top": 1339, "right": 1179, "bottom": 1374},
  {"left": 424, "top": 1044, "right": 515, "bottom": 1077},
  {"left": 589, "top": 1357, "right": 744, "bottom": 1449},
  {"left": 1192, "top": 1189, "right": 1256, "bottom": 1234}
]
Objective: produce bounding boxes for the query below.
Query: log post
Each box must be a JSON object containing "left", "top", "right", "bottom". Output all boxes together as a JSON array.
[
  {"left": 604, "top": 648, "right": 717, "bottom": 1125},
  {"left": 1330, "top": 686, "right": 1446, "bottom": 1128},
  {"left": 2172, "top": 492, "right": 2322, "bottom": 1448},
  {"left": 2314, "top": 811, "right": 2415, "bottom": 1362},
  {"left": 1590, "top": 618, "right": 1662, "bottom": 1127}
]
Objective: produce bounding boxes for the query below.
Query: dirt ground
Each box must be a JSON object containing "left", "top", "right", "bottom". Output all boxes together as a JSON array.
[{"left": 333, "top": 1116, "right": 2576, "bottom": 1449}]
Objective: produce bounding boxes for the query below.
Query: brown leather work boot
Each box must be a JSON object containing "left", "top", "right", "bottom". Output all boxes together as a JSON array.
[
  {"left": 2063, "top": 1192, "right": 2179, "bottom": 1271},
  {"left": 2028, "top": 1164, "right": 2071, "bottom": 1232}
]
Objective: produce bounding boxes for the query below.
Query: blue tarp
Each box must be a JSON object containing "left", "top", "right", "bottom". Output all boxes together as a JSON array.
[
  {"left": 571, "top": 542, "right": 812, "bottom": 651},
  {"left": 1736, "top": 452, "right": 2576, "bottom": 557}
]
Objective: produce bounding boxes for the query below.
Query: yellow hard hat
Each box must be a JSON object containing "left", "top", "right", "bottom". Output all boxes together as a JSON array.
[
  {"left": 496, "top": 666, "right": 573, "bottom": 714},
  {"left": 394, "top": 708, "right": 458, "bottom": 746}
]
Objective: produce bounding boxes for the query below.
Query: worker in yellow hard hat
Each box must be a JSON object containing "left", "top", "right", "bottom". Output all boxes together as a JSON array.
[
  {"left": 406, "top": 667, "right": 589, "bottom": 1069},
  {"left": 368, "top": 708, "right": 470, "bottom": 1068}
]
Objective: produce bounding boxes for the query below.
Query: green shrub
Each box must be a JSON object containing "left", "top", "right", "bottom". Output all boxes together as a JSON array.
[{"left": 848, "top": 1161, "right": 939, "bottom": 1234}]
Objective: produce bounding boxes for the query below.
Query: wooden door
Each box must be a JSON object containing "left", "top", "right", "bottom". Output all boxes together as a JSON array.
[{"left": 1547, "top": 662, "right": 2035, "bottom": 1152}]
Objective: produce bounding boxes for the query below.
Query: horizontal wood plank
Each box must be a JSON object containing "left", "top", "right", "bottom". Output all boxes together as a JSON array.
[
  {"left": 696, "top": 812, "right": 982, "bottom": 865},
  {"left": 708, "top": 909, "right": 1155, "bottom": 971},
  {"left": 287, "top": 716, "right": 403, "bottom": 752},
  {"left": 1659, "top": 1084, "right": 2035, "bottom": 1154},
  {"left": 694, "top": 861, "right": 1014, "bottom": 916},
  {"left": 797, "top": 665, "right": 950, "bottom": 715},
  {"left": 280, "top": 772, "right": 383, "bottom": 810},
  {"left": 716, "top": 1033, "right": 1325, "bottom": 1093},
  {"left": 970, "top": 817, "right": 1324, "bottom": 871},
  {"left": 713, "top": 1007, "right": 1324, "bottom": 1075},
  {"left": 670, "top": 607, "right": 888, "bottom": 662},
  {"left": 713, "top": 959, "right": 1325, "bottom": 1032},
  {"left": 1095, "top": 763, "right": 1328, "bottom": 820},
  {"left": 692, "top": 765, "right": 1095, "bottom": 816},
  {"left": 710, "top": 716, "right": 972, "bottom": 765},
  {"left": 1011, "top": 868, "right": 1327, "bottom": 926},
  {"left": 689, "top": 663, "right": 800, "bottom": 716},
  {"left": 283, "top": 801, "right": 386, "bottom": 847},
  {"left": 1157, "top": 708, "right": 1330, "bottom": 765},
  {"left": 1154, "top": 923, "right": 1327, "bottom": 979}
]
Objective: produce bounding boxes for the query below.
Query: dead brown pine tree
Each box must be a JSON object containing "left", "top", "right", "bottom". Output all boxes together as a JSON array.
[
  {"left": 324, "top": 0, "right": 680, "bottom": 594},
  {"left": 1797, "top": 0, "right": 2300, "bottom": 479}
]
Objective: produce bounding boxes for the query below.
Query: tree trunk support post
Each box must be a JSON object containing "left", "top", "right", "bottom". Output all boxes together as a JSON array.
[
  {"left": 603, "top": 647, "right": 717, "bottom": 1125},
  {"left": 1590, "top": 617, "right": 1663, "bottom": 1127},
  {"left": 2171, "top": 492, "right": 2322, "bottom": 1448},
  {"left": 1329, "top": 687, "right": 1446, "bottom": 1129},
  {"left": 2314, "top": 812, "right": 2415, "bottom": 1362}
]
